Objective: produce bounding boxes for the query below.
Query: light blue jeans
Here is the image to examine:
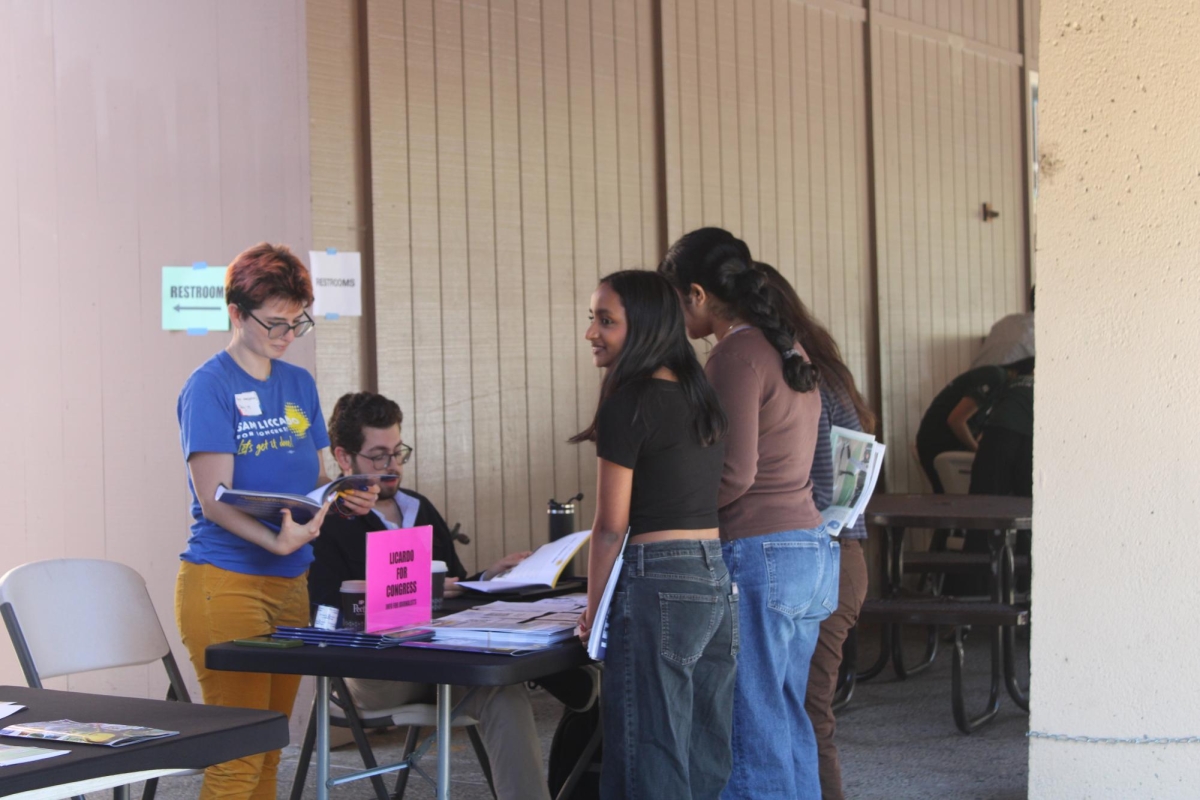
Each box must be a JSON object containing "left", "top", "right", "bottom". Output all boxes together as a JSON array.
[{"left": 720, "top": 526, "right": 840, "bottom": 800}]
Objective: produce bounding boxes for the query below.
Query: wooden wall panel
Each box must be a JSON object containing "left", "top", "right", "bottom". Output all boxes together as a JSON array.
[
  {"left": 880, "top": 0, "right": 1019, "bottom": 50},
  {"left": 365, "top": 1, "right": 662, "bottom": 569},
  {"left": 0, "top": 1, "right": 313, "bottom": 703},
  {"left": 661, "top": 0, "right": 874, "bottom": 404},
  {"left": 871, "top": 9, "right": 1028, "bottom": 492},
  {"left": 308, "top": 0, "right": 372, "bottom": 455}
]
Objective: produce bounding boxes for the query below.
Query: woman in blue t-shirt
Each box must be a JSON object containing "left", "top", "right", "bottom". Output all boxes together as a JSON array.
[
  {"left": 174, "top": 243, "right": 374, "bottom": 800},
  {"left": 572, "top": 270, "right": 735, "bottom": 799}
]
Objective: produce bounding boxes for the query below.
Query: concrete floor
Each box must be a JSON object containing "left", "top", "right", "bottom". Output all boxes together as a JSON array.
[{"left": 92, "top": 626, "right": 1030, "bottom": 799}]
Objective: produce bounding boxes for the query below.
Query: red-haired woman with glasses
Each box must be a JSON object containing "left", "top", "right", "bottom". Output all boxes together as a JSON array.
[{"left": 174, "top": 242, "right": 375, "bottom": 800}]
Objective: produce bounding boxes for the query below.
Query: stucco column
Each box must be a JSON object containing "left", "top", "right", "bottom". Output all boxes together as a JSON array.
[{"left": 1030, "top": 3, "right": 1200, "bottom": 797}]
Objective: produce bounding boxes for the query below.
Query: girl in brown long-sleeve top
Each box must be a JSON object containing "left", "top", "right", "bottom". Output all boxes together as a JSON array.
[{"left": 659, "top": 228, "right": 840, "bottom": 800}]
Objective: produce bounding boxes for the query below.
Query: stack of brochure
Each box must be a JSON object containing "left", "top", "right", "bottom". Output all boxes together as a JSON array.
[
  {"left": 271, "top": 626, "right": 433, "bottom": 649},
  {"left": 0, "top": 720, "right": 177, "bottom": 748},
  {"left": 398, "top": 596, "right": 585, "bottom": 655},
  {"left": 819, "top": 426, "right": 886, "bottom": 535}
]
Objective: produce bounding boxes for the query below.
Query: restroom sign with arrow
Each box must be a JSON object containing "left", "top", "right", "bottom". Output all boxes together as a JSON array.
[{"left": 162, "top": 264, "right": 231, "bottom": 333}]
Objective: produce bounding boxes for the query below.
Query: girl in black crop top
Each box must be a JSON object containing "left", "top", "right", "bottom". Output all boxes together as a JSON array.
[{"left": 571, "top": 270, "right": 737, "bottom": 798}]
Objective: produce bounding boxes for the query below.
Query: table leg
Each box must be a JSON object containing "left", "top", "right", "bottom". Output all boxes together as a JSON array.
[
  {"left": 1000, "top": 530, "right": 1030, "bottom": 710},
  {"left": 316, "top": 675, "right": 331, "bottom": 800},
  {"left": 436, "top": 682, "right": 451, "bottom": 800},
  {"left": 860, "top": 526, "right": 905, "bottom": 683}
]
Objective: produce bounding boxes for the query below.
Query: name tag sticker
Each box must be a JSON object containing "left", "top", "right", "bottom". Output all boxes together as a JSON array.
[{"left": 234, "top": 391, "right": 263, "bottom": 416}]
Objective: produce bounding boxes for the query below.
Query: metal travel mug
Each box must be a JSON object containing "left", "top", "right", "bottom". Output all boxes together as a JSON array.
[{"left": 548, "top": 493, "right": 583, "bottom": 579}]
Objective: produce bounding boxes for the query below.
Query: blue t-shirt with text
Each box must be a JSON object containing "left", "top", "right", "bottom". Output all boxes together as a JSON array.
[{"left": 177, "top": 350, "right": 330, "bottom": 577}]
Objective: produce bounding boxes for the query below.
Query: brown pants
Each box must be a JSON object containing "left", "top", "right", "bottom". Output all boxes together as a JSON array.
[{"left": 805, "top": 538, "right": 869, "bottom": 800}]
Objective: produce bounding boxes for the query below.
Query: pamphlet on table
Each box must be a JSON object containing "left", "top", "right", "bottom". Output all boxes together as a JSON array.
[
  {"left": 0, "top": 743, "right": 68, "bottom": 767},
  {"left": 396, "top": 595, "right": 586, "bottom": 655},
  {"left": 457, "top": 531, "right": 591, "bottom": 594},
  {"left": 820, "top": 426, "right": 886, "bottom": 535},
  {"left": 0, "top": 720, "right": 178, "bottom": 747},
  {"left": 271, "top": 626, "right": 434, "bottom": 649},
  {"left": 215, "top": 474, "right": 399, "bottom": 525}
]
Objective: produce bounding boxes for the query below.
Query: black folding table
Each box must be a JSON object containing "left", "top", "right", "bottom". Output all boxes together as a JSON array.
[
  {"left": 207, "top": 638, "right": 590, "bottom": 800},
  {"left": 0, "top": 684, "right": 288, "bottom": 799}
]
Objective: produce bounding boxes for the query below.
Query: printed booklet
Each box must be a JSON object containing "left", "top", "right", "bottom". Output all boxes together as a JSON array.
[
  {"left": 214, "top": 474, "right": 399, "bottom": 525},
  {"left": 457, "top": 531, "right": 591, "bottom": 594},
  {"left": 0, "top": 743, "right": 68, "bottom": 767},
  {"left": 820, "top": 426, "right": 886, "bottom": 535},
  {"left": 587, "top": 531, "right": 629, "bottom": 661},
  {"left": 0, "top": 720, "right": 178, "bottom": 747}
]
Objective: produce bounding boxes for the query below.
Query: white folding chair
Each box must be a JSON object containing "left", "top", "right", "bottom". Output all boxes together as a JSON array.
[
  {"left": 933, "top": 450, "right": 976, "bottom": 495},
  {"left": 0, "top": 559, "right": 196, "bottom": 800}
]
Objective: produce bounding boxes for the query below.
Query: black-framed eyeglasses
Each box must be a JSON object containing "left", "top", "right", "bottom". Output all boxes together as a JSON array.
[
  {"left": 352, "top": 443, "right": 414, "bottom": 470},
  {"left": 240, "top": 307, "right": 315, "bottom": 340}
]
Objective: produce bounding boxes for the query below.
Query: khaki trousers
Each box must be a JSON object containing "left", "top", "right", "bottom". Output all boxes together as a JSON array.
[
  {"left": 346, "top": 677, "right": 551, "bottom": 800},
  {"left": 804, "top": 538, "right": 869, "bottom": 800}
]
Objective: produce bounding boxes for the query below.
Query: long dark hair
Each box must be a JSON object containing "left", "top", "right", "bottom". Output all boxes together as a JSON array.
[
  {"left": 658, "top": 227, "right": 818, "bottom": 393},
  {"left": 757, "top": 262, "right": 877, "bottom": 433},
  {"left": 571, "top": 270, "right": 726, "bottom": 446}
]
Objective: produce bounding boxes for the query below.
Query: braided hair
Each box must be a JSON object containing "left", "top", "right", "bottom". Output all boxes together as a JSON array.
[{"left": 658, "top": 227, "right": 819, "bottom": 393}]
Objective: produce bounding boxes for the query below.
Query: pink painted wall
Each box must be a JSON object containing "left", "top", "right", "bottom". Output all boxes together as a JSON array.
[{"left": 0, "top": 0, "right": 312, "bottom": 706}]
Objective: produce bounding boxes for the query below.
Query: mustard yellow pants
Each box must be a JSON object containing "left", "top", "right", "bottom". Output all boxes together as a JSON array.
[{"left": 175, "top": 561, "right": 309, "bottom": 800}]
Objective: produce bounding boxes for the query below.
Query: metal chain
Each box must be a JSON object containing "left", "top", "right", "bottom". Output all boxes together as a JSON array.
[{"left": 1027, "top": 731, "right": 1200, "bottom": 745}]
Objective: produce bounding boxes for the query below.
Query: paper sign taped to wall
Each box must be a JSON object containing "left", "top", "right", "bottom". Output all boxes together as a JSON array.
[
  {"left": 365, "top": 525, "right": 433, "bottom": 632},
  {"left": 162, "top": 266, "right": 230, "bottom": 332},
  {"left": 309, "top": 250, "right": 362, "bottom": 317}
]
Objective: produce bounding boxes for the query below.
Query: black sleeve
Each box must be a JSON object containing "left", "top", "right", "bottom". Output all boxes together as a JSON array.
[
  {"left": 595, "top": 385, "right": 648, "bottom": 469},
  {"left": 308, "top": 516, "right": 364, "bottom": 610},
  {"left": 415, "top": 494, "right": 470, "bottom": 580},
  {"left": 961, "top": 366, "right": 1006, "bottom": 406}
]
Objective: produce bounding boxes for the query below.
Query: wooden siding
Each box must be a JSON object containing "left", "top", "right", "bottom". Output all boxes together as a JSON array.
[
  {"left": 365, "top": 0, "right": 662, "bottom": 575},
  {"left": 309, "top": 0, "right": 375, "bottom": 458},
  {"left": 871, "top": 5, "right": 1027, "bottom": 491},
  {"left": 0, "top": 0, "right": 312, "bottom": 699},
  {"left": 660, "top": 0, "right": 876, "bottom": 412}
]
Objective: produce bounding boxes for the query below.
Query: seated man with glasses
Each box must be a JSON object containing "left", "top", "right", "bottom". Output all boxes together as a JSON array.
[{"left": 309, "top": 391, "right": 557, "bottom": 800}]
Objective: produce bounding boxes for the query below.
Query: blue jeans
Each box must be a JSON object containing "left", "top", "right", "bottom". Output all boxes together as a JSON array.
[
  {"left": 601, "top": 539, "right": 738, "bottom": 799},
  {"left": 720, "top": 527, "right": 840, "bottom": 800}
]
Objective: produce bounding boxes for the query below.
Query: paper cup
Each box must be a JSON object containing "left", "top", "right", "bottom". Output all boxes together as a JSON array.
[
  {"left": 431, "top": 560, "right": 448, "bottom": 611},
  {"left": 339, "top": 579, "right": 368, "bottom": 631}
]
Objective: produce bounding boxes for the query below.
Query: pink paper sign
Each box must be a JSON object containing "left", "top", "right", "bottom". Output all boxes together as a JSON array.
[{"left": 365, "top": 525, "right": 433, "bottom": 632}]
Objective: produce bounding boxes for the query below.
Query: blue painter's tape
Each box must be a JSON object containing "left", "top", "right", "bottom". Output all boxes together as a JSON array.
[
  {"left": 324, "top": 312, "right": 340, "bottom": 321},
  {"left": 187, "top": 327, "right": 208, "bottom": 336},
  {"left": 192, "top": 261, "right": 208, "bottom": 270},
  {"left": 326, "top": 247, "right": 337, "bottom": 255}
]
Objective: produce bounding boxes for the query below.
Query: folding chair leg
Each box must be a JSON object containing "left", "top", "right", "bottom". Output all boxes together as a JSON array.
[
  {"left": 393, "top": 726, "right": 421, "bottom": 799},
  {"left": 289, "top": 696, "right": 319, "bottom": 800},
  {"left": 465, "top": 725, "right": 496, "bottom": 799},
  {"left": 332, "top": 679, "right": 391, "bottom": 800},
  {"left": 553, "top": 716, "right": 603, "bottom": 800},
  {"left": 141, "top": 777, "right": 159, "bottom": 800}
]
